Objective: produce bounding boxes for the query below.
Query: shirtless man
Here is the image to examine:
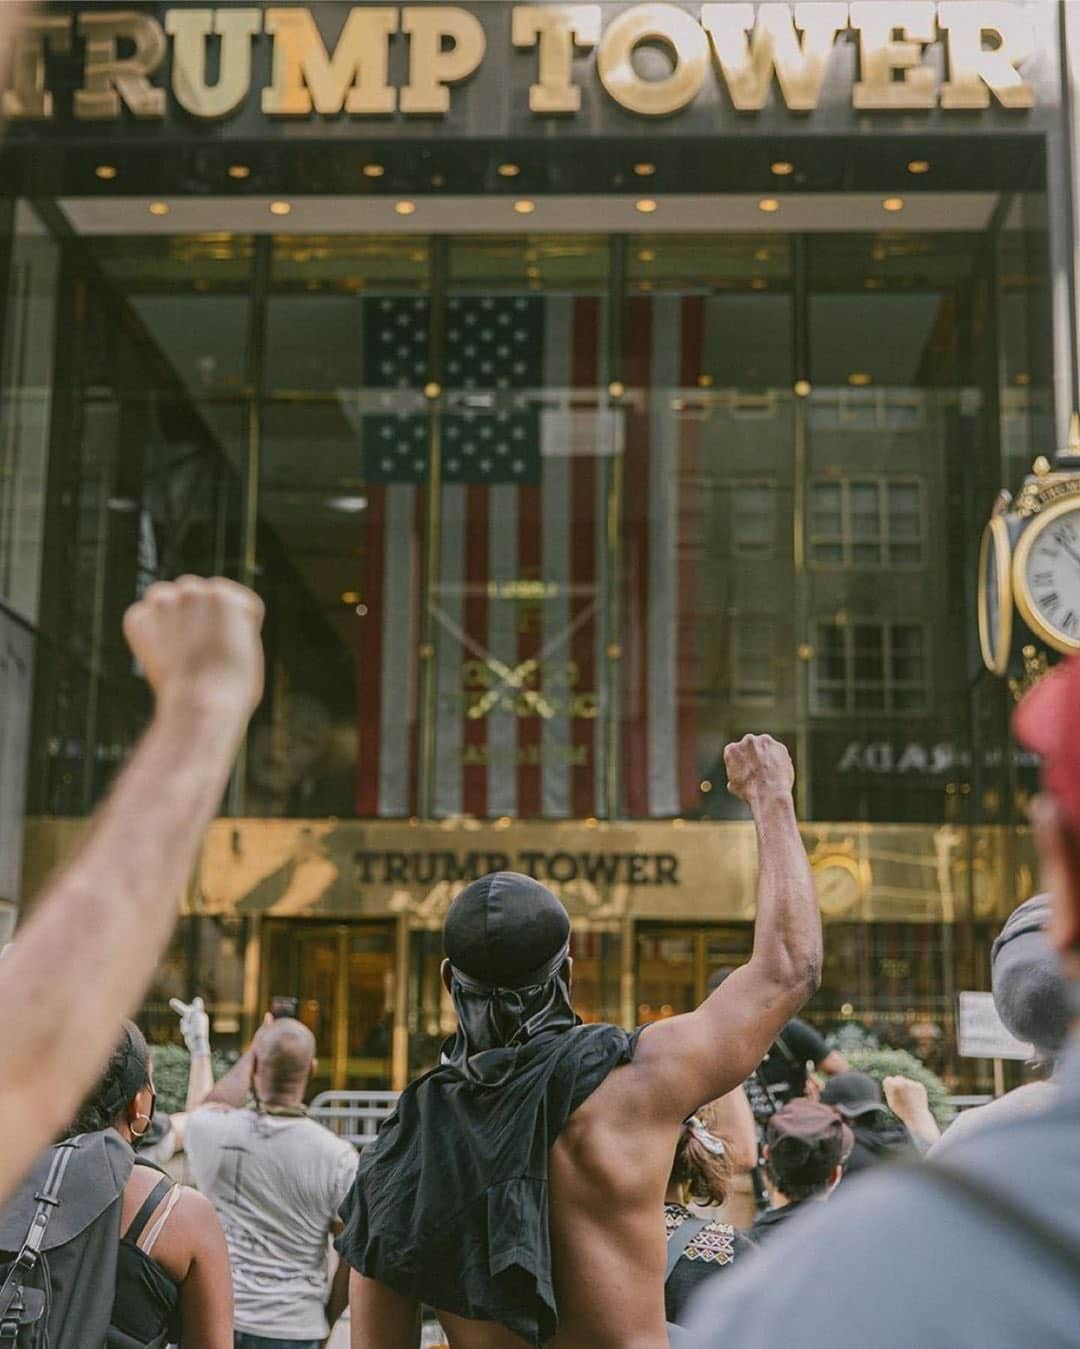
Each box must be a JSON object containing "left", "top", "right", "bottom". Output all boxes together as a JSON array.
[{"left": 342, "top": 734, "right": 820, "bottom": 1348}]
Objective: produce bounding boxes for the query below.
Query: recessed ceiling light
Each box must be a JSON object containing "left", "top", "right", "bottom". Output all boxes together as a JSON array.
[
  {"left": 514, "top": 199, "right": 536, "bottom": 214},
  {"left": 227, "top": 164, "right": 250, "bottom": 180},
  {"left": 341, "top": 590, "right": 362, "bottom": 605},
  {"left": 95, "top": 164, "right": 117, "bottom": 180},
  {"left": 770, "top": 160, "right": 794, "bottom": 176},
  {"left": 754, "top": 247, "right": 770, "bottom": 262},
  {"left": 882, "top": 196, "right": 905, "bottom": 212},
  {"left": 148, "top": 201, "right": 169, "bottom": 216},
  {"left": 362, "top": 164, "right": 385, "bottom": 179},
  {"left": 634, "top": 162, "right": 656, "bottom": 177},
  {"left": 635, "top": 198, "right": 658, "bottom": 214},
  {"left": 794, "top": 379, "right": 812, "bottom": 397},
  {"left": 700, "top": 779, "right": 713, "bottom": 793},
  {"left": 269, "top": 200, "right": 292, "bottom": 216},
  {"left": 907, "top": 159, "right": 930, "bottom": 175},
  {"left": 758, "top": 198, "right": 780, "bottom": 213},
  {"left": 1015, "top": 371, "right": 1031, "bottom": 386},
  {"left": 395, "top": 200, "right": 416, "bottom": 216},
  {"left": 424, "top": 381, "right": 441, "bottom": 399},
  {"left": 354, "top": 603, "right": 369, "bottom": 617},
  {"left": 638, "top": 247, "right": 656, "bottom": 262},
  {"left": 848, "top": 371, "right": 873, "bottom": 386},
  {"left": 497, "top": 162, "right": 520, "bottom": 178},
  {"left": 697, "top": 373, "right": 714, "bottom": 388}
]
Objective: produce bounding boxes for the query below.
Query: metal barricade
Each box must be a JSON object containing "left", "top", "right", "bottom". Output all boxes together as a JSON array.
[{"left": 309, "top": 1090, "right": 400, "bottom": 1149}]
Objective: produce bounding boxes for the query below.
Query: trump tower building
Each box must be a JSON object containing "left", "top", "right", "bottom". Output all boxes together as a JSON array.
[{"left": 3, "top": 0, "right": 1080, "bottom": 1093}]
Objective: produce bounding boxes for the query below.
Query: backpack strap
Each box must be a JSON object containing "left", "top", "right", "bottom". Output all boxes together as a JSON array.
[
  {"left": 664, "top": 1216, "right": 707, "bottom": 1283},
  {"left": 0, "top": 1137, "right": 81, "bottom": 1340},
  {"left": 914, "top": 1162, "right": 1080, "bottom": 1278},
  {"left": 122, "top": 1178, "right": 174, "bottom": 1249}
]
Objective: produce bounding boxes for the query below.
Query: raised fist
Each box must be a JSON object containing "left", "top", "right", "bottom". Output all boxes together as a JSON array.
[
  {"left": 723, "top": 734, "right": 794, "bottom": 804},
  {"left": 123, "top": 577, "right": 264, "bottom": 721},
  {"left": 883, "top": 1075, "right": 929, "bottom": 1123}
]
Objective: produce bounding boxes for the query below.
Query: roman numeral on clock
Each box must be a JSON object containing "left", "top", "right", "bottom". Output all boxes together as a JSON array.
[
  {"left": 1032, "top": 571, "right": 1054, "bottom": 586},
  {"left": 1038, "top": 592, "right": 1060, "bottom": 614}
]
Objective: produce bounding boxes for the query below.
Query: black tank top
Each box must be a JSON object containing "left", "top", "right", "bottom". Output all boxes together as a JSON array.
[{"left": 108, "top": 1163, "right": 181, "bottom": 1348}]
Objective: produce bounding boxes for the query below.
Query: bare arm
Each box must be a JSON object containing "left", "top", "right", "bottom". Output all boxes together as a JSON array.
[
  {"left": 819, "top": 1050, "right": 850, "bottom": 1076},
  {"left": 176, "top": 1191, "right": 235, "bottom": 1349},
  {"left": 201, "top": 1047, "right": 255, "bottom": 1110},
  {"left": 700, "top": 1087, "right": 759, "bottom": 1174},
  {"left": 0, "top": 578, "right": 262, "bottom": 1206},
  {"left": 630, "top": 735, "right": 821, "bottom": 1121},
  {"left": 326, "top": 1226, "right": 351, "bottom": 1331}
]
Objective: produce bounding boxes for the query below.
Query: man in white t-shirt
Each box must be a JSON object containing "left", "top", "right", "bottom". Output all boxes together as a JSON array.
[{"left": 186, "top": 1018, "right": 359, "bottom": 1349}]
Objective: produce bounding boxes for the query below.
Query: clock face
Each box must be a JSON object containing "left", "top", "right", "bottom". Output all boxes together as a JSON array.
[{"left": 1016, "top": 502, "right": 1080, "bottom": 652}]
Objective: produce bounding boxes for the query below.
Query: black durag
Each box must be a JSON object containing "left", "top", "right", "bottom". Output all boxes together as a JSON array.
[{"left": 335, "top": 873, "right": 638, "bottom": 1347}]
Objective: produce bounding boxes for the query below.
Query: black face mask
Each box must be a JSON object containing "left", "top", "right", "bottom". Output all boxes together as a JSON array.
[{"left": 442, "top": 942, "right": 579, "bottom": 1086}]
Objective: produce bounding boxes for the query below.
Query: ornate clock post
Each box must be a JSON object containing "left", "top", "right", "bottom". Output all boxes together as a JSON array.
[{"left": 978, "top": 415, "right": 1080, "bottom": 695}]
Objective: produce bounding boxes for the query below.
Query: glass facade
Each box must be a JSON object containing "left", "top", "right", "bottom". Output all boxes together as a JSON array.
[{"left": 1, "top": 178, "right": 1053, "bottom": 1092}]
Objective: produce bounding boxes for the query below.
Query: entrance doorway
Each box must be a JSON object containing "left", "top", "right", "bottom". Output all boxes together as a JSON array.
[
  {"left": 635, "top": 924, "right": 753, "bottom": 1023},
  {"left": 261, "top": 921, "right": 396, "bottom": 1093}
]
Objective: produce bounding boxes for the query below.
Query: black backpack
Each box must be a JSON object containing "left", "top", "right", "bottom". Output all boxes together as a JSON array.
[{"left": 0, "top": 1131, "right": 134, "bottom": 1348}]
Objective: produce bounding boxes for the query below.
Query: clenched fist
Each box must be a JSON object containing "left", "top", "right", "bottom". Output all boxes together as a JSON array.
[
  {"left": 123, "top": 576, "right": 265, "bottom": 721},
  {"left": 724, "top": 734, "right": 794, "bottom": 805}
]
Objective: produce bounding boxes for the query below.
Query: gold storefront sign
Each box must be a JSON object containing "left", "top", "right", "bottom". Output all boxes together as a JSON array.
[
  {"left": 19, "top": 817, "right": 1034, "bottom": 926},
  {"left": 3, "top": 3, "right": 1037, "bottom": 123}
]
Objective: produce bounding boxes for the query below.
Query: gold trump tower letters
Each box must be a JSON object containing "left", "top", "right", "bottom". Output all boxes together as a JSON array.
[{"left": 2, "top": 2, "right": 1037, "bottom": 123}]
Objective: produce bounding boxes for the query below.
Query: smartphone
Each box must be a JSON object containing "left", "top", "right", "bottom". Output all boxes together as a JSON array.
[{"left": 270, "top": 994, "right": 299, "bottom": 1020}]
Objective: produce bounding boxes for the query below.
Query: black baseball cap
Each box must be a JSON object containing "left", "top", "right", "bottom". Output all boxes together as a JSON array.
[
  {"left": 444, "top": 872, "right": 571, "bottom": 989},
  {"left": 821, "top": 1071, "right": 887, "bottom": 1120}
]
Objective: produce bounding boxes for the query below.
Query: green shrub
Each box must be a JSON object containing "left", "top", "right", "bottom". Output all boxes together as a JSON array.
[
  {"left": 150, "top": 1044, "right": 234, "bottom": 1115},
  {"left": 844, "top": 1047, "right": 955, "bottom": 1130}
]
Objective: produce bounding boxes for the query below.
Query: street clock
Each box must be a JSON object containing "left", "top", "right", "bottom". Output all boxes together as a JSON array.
[{"left": 979, "top": 417, "right": 1080, "bottom": 682}]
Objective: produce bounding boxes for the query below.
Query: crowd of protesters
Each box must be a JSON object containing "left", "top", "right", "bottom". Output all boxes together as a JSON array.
[{"left": 0, "top": 576, "right": 1078, "bottom": 1348}]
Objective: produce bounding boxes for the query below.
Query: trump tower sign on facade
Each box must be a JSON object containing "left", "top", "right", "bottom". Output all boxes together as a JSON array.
[{"left": 1, "top": 3, "right": 1049, "bottom": 138}]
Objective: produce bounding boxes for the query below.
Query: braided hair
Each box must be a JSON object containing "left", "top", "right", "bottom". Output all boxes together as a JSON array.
[{"left": 65, "top": 1021, "right": 151, "bottom": 1138}]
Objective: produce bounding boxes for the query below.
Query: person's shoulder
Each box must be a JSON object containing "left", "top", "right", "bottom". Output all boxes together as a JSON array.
[{"left": 297, "top": 1116, "right": 360, "bottom": 1164}]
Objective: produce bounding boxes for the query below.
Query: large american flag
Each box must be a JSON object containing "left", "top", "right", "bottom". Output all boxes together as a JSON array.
[{"left": 352, "top": 290, "right": 703, "bottom": 819}]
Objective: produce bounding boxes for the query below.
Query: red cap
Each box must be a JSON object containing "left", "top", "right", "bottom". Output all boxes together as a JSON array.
[{"left": 1013, "top": 655, "right": 1080, "bottom": 828}]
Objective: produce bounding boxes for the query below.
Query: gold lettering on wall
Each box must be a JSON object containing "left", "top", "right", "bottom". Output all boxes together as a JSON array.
[
  {"left": 400, "top": 5, "right": 486, "bottom": 115},
  {"left": 938, "top": 1, "right": 1034, "bottom": 110},
  {"left": 0, "top": 3, "right": 1043, "bottom": 123},
  {"left": 701, "top": 2, "right": 847, "bottom": 113},
  {"left": 166, "top": 8, "right": 262, "bottom": 120},
  {"left": 597, "top": 3, "right": 710, "bottom": 117},
  {"left": 850, "top": 0, "right": 936, "bottom": 110},
  {"left": 262, "top": 6, "right": 398, "bottom": 116},
  {"left": 74, "top": 10, "right": 167, "bottom": 120},
  {"left": 512, "top": 4, "right": 600, "bottom": 114},
  {"left": 2, "top": 17, "right": 70, "bottom": 119}
]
